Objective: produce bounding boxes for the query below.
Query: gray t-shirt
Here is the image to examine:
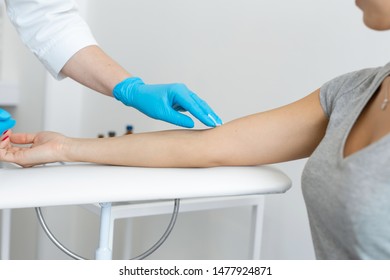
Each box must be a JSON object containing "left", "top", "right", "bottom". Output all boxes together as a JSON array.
[{"left": 302, "top": 63, "right": 390, "bottom": 259}]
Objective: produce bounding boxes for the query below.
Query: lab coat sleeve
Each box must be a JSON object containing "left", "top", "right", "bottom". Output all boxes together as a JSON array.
[{"left": 4, "top": 0, "right": 98, "bottom": 80}]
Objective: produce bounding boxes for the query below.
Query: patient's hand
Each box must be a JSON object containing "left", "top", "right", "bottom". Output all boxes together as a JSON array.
[{"left": 0, "top": 130, "right": 67, "bottom": 167}]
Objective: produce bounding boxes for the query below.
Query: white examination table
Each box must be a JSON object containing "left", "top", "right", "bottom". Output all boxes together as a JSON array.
[{"left": 0, "top": 163, "right": 291, "bottom": 259}]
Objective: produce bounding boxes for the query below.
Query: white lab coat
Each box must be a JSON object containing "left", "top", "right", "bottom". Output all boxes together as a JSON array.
[{"left": 4, "top": 0, "right": 97, "bottom": 79}]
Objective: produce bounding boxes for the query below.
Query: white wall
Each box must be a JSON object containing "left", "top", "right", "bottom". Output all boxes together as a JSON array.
[{"left": 3, "top": 0, "right": 390, "bottom": 259}]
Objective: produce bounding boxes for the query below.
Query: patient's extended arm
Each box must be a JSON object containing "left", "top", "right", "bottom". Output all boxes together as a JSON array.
[{"left": 0, "top": 89, "right": 328, "bottom": 168}]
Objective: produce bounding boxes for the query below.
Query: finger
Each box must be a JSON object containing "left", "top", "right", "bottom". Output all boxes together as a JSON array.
[
  {"left": 1, "top": 128, "right": 10, "bottom": 137},
  {"left": 0, "top": 134, "right": 10, "bottom": 148},
  {"left": 172, "top": 92, "right": 211, "bottom": 125},
  {"left": 189, "top": 94, "right": 223, "bottom": 126},
  {"left": 169, "top": 84, "right": 223, "bottom": 127},
  {"left": 176, "top": 93, "right": 222, "bottom": 127},
  {"left": 9, "top": 133, "right": 38, "bottom": 145},
  {"left": 190, "top": 94, "right": 223, "bottom": 123},
  {"left": 165, "top": 109, "right": 195, "bottom": 128}
]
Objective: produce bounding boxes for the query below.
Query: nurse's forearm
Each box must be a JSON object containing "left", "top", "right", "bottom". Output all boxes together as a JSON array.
[{"left": 60, "top": 45, "right": 131, "bottom": 96}]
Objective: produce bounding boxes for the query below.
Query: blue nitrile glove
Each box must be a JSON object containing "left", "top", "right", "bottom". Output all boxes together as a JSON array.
[
  {"left": 0, "top": 108, "right": 16, "bottom": 135},
  {"left": 113, "top": 77, "right": 223, "bottom": 128}
]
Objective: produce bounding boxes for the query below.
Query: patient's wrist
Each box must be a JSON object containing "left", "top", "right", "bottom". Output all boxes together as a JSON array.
[{"left": 61, "top": 137, "right": 77, "bottom": 162}]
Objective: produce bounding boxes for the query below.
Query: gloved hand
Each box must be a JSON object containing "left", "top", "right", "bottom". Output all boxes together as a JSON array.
[
  {"left": 0, "top": 108, "right": 16, "bottom": 135},
  {"left": 113, "top": 77, "right": 223, "bottom": 128}
]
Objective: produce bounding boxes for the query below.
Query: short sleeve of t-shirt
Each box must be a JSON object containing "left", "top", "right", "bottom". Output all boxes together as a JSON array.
[{"left": 319, "top": 67, "right": 381, "bottom": 118}]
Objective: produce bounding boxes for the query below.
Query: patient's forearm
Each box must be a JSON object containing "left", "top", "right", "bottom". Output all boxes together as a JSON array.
[
  {"left": 64, "top": 129, "right": 218, "bottom": 167},
  {"left": 62, "top": 90, "right": 327, "bottom": 167}
]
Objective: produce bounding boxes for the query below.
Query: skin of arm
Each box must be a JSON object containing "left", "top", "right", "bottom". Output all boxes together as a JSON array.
[
  {"left": 0, "top": 89, "right": 328, "bottom": 168},
  {"left": 60, "top": 45, "right": 131, "bottom": 96}
]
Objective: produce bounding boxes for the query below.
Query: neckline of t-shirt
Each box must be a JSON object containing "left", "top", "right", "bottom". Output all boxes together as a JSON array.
[{"left": 340, "top": 66, "right": 390, "bottom": 162}]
